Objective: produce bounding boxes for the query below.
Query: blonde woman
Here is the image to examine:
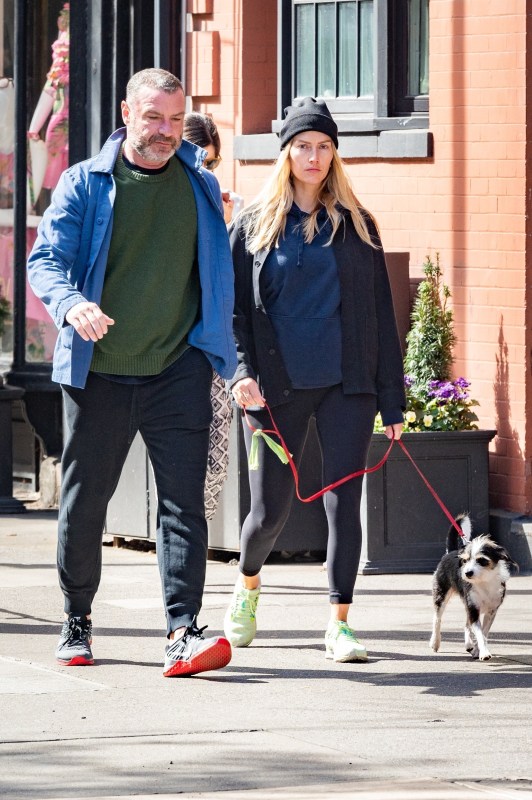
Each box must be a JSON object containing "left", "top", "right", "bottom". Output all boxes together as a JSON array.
[{"left": 224, "top": 97, "right": 405, "bottom": 663}]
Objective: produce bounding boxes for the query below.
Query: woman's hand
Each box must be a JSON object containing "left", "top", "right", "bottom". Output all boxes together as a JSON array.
[
  {"left": 232, "top": 378, "right": 265, "bottom": 408},
  {"left": 385, "top": 422, "right": 404, "bottom": 441},
  {"left": 221, "top": 191, "right": 234, "bottom": 224}
]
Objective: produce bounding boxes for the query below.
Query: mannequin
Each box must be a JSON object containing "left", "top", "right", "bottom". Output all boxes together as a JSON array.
[{"left": 27, "top": 3, "right": 69, "bottom": 196}]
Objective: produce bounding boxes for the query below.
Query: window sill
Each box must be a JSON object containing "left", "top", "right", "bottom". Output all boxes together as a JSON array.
[{"left": 234, "top": 119, "right": 432, "bottom": 162}]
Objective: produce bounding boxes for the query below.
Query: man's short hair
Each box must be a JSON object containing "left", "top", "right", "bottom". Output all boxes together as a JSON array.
[{"left": 126, "top": 69, "right": 183, "bottom": 103}]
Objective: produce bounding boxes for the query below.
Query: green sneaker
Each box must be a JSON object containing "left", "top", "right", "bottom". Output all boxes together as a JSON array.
[
  {"left": 325, "top": 620, "right": 368, "bottom": 662},
  {"left": 224, "top": 581, "right": 261, "bottom": 647}
]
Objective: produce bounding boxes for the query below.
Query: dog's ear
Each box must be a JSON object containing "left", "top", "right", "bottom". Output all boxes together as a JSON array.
[
  {"left": 508, "top": 557, "right": 520, "bottom": 576},
  {"left": 484, "top": 541, "right": 520, "bottom": 575}
]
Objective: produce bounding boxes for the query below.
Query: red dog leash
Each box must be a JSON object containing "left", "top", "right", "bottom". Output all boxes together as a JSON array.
[
  {"left": 394, "top": 439, "right": 464, "bottom": 538},
  {"left": 243, "top": 403, "right": 465, "bottom": 540}
]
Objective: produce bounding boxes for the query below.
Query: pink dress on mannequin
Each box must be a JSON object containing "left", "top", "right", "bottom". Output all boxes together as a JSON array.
[
  {"left": 42, "top": 26, "right": 69, "bottom": 189},
  {"left": 27, "top": 3, "right": 69, "bottom": 193}
]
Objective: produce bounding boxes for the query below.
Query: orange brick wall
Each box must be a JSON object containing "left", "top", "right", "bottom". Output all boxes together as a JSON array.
[
  {"left": 185, "top": 1, "right": 277, "bottom": 211},
  {"left": 186, "top": 0, "right": 531, "bottom": 514}
]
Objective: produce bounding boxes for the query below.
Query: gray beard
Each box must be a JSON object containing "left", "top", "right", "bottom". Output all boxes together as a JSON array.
[{"left": 129, "top": 135, "right": 180, "bottom": 164}]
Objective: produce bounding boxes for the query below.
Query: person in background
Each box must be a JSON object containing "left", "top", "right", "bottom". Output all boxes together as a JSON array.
[
  {"left": 27, "top": 69, "right": 237, "bottom": 678},
  {"left": 183, "top": 112, "right": 235, "bottom": 522},
  {"left": 183, "top": 112, "right": 233, "bottom": 224},
  {"left": 223, "top": 97, "right": 405, "bottom": 663}
]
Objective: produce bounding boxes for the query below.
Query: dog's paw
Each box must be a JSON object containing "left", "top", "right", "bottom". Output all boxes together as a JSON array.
[
  {"left": 479, "top": 651, "right": 492, "bottom": 661},
  {"left": 467, "top": 646, "right": 480, "bottom": 659},
  {"left": 429, "top": 635, "right": 440, "bottom": 652}
]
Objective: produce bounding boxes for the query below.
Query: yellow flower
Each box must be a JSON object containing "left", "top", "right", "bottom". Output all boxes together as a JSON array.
[
  {"left": 423, "top": 415, "right": 433, "bottom": 427},
  {"left": 405, "top": 411, "right": 417, "bottom": 424}
]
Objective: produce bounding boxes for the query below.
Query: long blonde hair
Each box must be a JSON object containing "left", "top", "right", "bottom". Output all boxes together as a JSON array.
[{"left": 244, "top": 144, "right": 379, "bottom": 254}]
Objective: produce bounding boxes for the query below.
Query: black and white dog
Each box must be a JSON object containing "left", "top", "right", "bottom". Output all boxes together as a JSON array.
[{"left": 430, "top": 514, "right": 518, "bottom": 661}]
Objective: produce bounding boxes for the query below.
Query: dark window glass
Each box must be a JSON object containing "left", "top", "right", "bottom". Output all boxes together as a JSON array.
[
  {"left": 316, "top": 2, "right": 335, "bottom": 98},
  {"left": 359, "top": 0, "right": 374, "bottom": 96},
  {"left": 338, "top": 3, "right": 356, "bottom": 96},
  {"left": 290, "top": 0, "right": 429, "bottom": 119},
  {"left": 295, "top": 3, "right": 315, "bottom": 97},
  {"left": 392, "top": 0, "right": 429, "bottom": 114},
  {"left": 408, "top": 0, "right": 429, "bottom": 96},
  {"left": 294, "top": 0, "right": 374, "bottom": 109}
]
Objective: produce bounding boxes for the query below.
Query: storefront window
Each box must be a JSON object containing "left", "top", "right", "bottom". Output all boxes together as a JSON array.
[
  {"left": 26, "top": 1, "right": 69, "bottom": 363},
  {"left": 0, "top": 0, "right": 69, "bottom": 370}
]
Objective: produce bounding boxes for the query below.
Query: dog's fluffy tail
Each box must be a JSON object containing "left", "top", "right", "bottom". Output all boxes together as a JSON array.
[{"left": 446, "top": 512, "right": 472, "bottom": 552}]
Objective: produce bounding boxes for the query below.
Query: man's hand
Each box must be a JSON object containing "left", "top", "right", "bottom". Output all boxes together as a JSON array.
[{"left": 65, "top": 302, "right": 115, "bottom": 342}]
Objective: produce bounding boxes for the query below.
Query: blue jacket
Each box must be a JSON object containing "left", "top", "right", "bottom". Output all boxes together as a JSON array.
[{"left": 27, "top": 128, "right": 237, "bottom": 388}]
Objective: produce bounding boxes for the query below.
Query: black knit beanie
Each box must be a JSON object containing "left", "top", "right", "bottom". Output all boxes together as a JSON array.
[{"left": 279, "top": 97, "right": 338, "bottom": 150}]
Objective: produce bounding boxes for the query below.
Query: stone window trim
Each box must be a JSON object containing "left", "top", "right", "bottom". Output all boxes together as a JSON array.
[{"left": 234, "top": 122, "right": 433, "bottom": 162}]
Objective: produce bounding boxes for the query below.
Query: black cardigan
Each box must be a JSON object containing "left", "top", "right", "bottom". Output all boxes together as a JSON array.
[{"left": 229, "top": 210, "right": 406, "bottom": 423}]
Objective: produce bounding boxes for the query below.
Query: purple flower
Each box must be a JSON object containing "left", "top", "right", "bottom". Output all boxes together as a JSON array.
[
  {"left": 428, "top": 381, "right": 452, "bottom": 399},
  {"left": 427, "top": 378, "right": 470, "bottom": 403}
]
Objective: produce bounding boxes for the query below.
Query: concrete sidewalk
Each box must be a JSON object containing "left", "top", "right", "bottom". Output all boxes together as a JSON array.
[{"left": 0, "top": 511, "right": 531, "bottom": 800}]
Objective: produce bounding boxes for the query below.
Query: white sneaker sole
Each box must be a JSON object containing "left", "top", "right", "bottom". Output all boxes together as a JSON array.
[{"left": 325, "top": 645, "right": 368, "bottom": 663}]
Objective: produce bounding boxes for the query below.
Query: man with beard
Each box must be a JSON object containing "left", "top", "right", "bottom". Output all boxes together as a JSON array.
[{"left": 27, "top": 69, "right": 237, "bottom": 677}]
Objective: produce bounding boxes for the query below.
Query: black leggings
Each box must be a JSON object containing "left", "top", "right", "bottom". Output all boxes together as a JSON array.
[{"left": 240, "top": 386, "right": 376, "bottom": 604}]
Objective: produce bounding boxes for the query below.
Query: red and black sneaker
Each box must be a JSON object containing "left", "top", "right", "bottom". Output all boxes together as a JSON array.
[
  {"left": 163, "top": 619, "right": 231, "bottom": 677},
  {"left": 55, "top": 616, "right": 94, "bottom": 666}
]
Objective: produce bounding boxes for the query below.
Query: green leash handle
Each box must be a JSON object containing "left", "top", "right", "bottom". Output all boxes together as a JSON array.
[{"left": 248, "top": 429, "right": 291, "bottom": 470}]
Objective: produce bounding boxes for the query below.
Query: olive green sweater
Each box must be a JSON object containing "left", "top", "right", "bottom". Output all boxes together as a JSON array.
[{"left": 91, "top": 153, "right": 199, "bottom": 376}]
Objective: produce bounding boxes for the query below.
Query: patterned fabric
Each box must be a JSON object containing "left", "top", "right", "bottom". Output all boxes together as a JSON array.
[{"left": 205, "top": 372, "right": 233, "bottom": 520}]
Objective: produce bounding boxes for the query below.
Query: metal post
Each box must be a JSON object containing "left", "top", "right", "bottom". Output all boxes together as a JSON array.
[
  {"left": 69, "top": 0, "right": 89, "bottom": 165},
  {"left": 154, "top": 0, "right": 161, "bottom": 68},
  {"left": 12, "top": 0, "right": 27, "bottom": 373}
]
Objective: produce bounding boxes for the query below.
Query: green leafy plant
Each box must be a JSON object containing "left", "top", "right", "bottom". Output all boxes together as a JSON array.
[
  {"left": 404, "top": 253, "right": 455, "bottom": 385},
  {"left": 404, "top": 253, "right": 478, "bottom": 431},
  {"left": 375, "top": 253, "right": 479, "bottom": 433}
]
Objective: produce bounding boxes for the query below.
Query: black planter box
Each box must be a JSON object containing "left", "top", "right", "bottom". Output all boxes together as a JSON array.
[{"left": 360, "top": 429, "right": 497, "bottom": 574}]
